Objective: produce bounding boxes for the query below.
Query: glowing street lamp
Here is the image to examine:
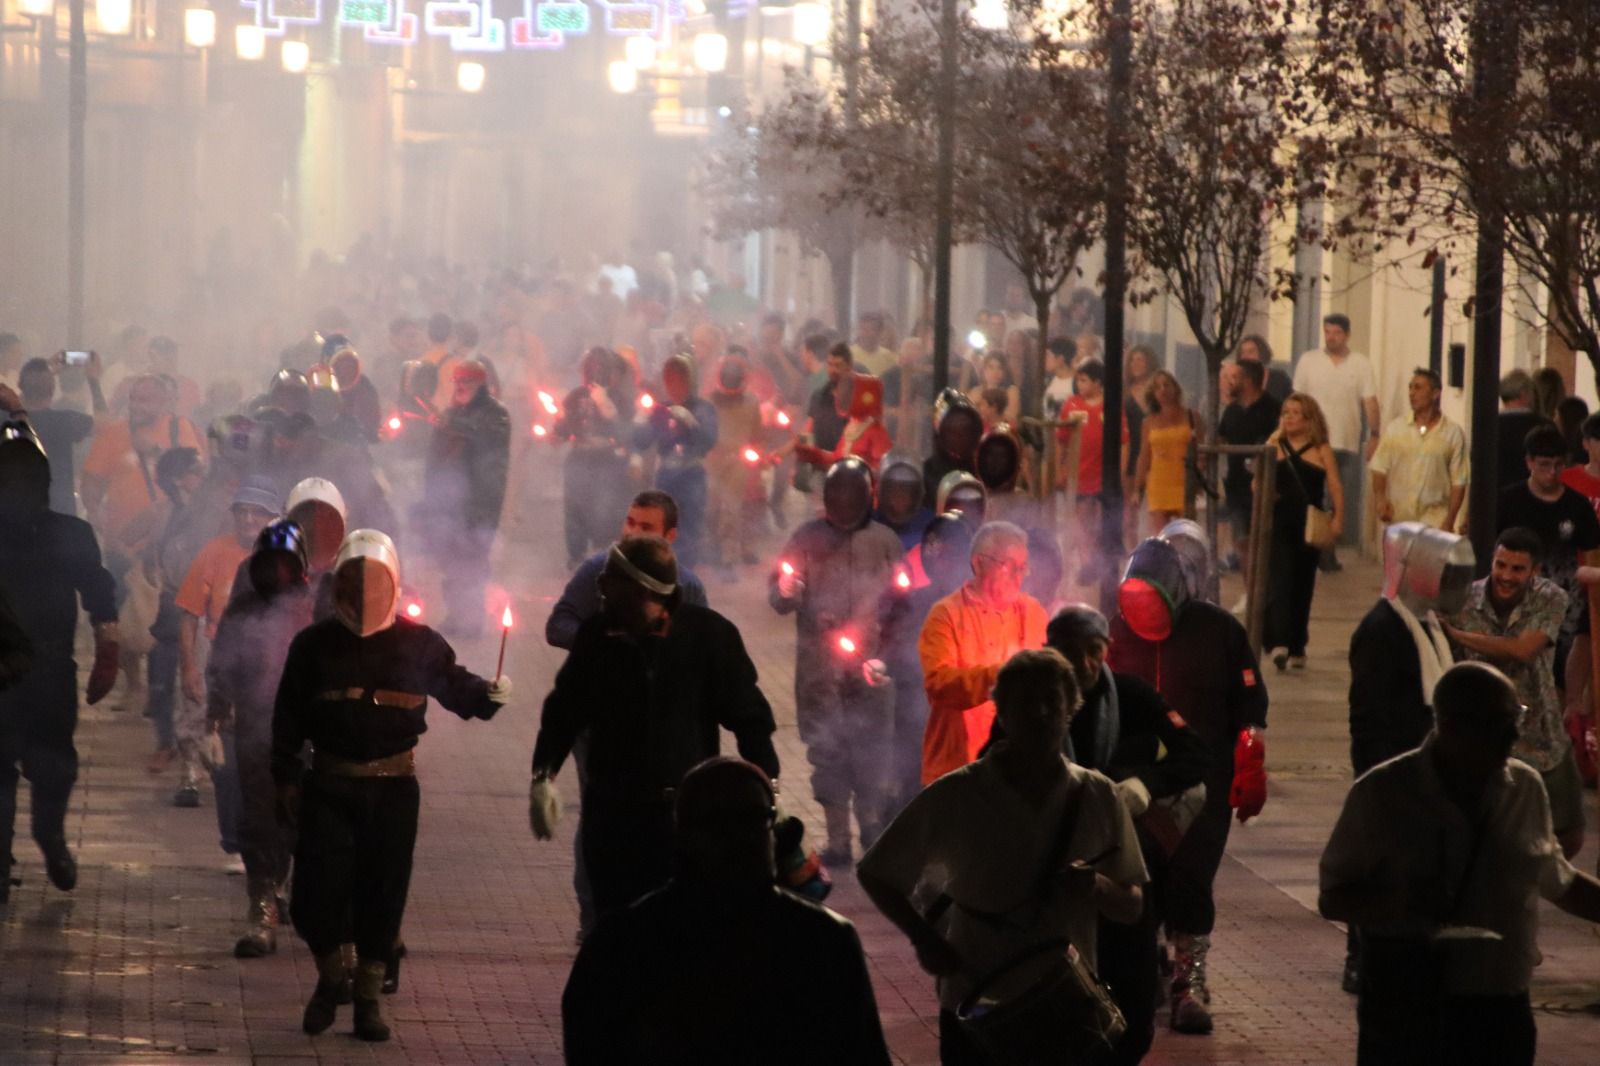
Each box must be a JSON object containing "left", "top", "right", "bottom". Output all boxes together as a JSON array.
[
  {"left": 608, "top": 59, "right": 639, "bottom": 94},
  {"left": 184, "top": 9, "right": 217, "bottom": 49},
  {"left": 281, "top": 39, "right": 310, "bottom": 74},
  {"left": 971, "top": 0, "right": 1007, "bottom": 30},
  {"left": 18, "top": 0, "right": 54, "bottom": 17},
  {"left": 791, "top": 2, "right": 829, "bottom": 47},
  {"left": 236, "top": 25, "right": 266, "bottom": 60},
  {"left": 457, "top": 61, "right": 486, "bottom": 93},
  {"left": 95, "top": 0, "right": 132, "bottom": 35},
  {"left": 625, "top": 35, "right": 657, "bottom": 70},
  {"left": 693, "top": 32, "right": 728, "bottom": 73}
]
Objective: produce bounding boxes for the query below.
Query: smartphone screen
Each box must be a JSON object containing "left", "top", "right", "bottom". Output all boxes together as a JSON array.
[{"left": 65, "top": 351, "right": 90, "bottom": 366}]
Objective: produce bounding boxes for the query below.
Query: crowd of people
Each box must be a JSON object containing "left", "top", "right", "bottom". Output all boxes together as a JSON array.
[{"left": 2, "top": 246, "right": 1600, "bottom": 1066}]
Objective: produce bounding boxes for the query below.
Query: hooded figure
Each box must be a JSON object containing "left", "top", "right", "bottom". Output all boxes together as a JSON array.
[
  {"left": 0, "top": 421, "right": 119, "bottom": 903},
  {"left": 771, "top": 458, "right": 906, "bottom": 865},
  {"left": 557, "top": 347, "right": 630, "bottom": 567},
  {"left": 935, "top": 470, "right": 988, "bottom": 529},
  {"left": 1110, "top": 534, "right": 1268, "bottom": 1035},
  {"left": 209, "top": 519, "right": 317, "bottom": 960},
  {"left": 923, "top": 390, "right": 983, "bottom": 507},
  {"left": 633, "top": 353, "right": 718, "bottom": 571},
  {"left": 706, "top": 354, "right": 766, "bottom": 570},
  {"left": 795, "top": 372, "right": 893, "bottom": 475},
  {"left": 872, "top": 453, "right": 934, "bottom": 552},
  {"left": 272, "top": 529, "right": 510, "bottom": 1042},
  {"left": 977, "top": 423, "right": 1043, "bottom": 532}
]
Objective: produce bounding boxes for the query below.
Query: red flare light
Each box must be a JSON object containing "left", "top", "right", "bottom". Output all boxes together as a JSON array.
[
  {"left": 538, "top": 390, "right": 559, "bottom": 415},
  {"left": 896, "top": 570, "right": 912, "bottom": 590},
  {"left": 743, "top": 447, "right": 761, "bottom": 464},
  {"left": 387, "top": 415, "right": 402, "bottom": 431},
  {"left": 776, "top": 410, "right": 791, "bottom": 427},
  {"left": 403, "top": 599, "right": 424, "bottom": 621},
  {"left": 639, "top": 393, "right": 655, "bottom": 410},
  {"left": 837, "top": 635, "right": 858, "bottom": 655},
  {"left": 780, "top": 561, "right": 795, "bottom": 577},
  {"left": 533, "top": 424, "right": 548, "bottom": 438}
]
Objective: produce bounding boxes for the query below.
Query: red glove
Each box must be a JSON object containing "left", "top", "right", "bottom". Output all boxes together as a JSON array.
[
  {"left": 1229, "top": 726, "right": 1267, "bottom": 823},
  {"left": 86, "top": 638, "right": 120, "bottom": 706}
]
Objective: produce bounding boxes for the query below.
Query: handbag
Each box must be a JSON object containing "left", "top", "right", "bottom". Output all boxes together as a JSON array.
[
  {"left": 1279, "top": 438, "right": 1337, "bottom": 549},
  {"left": 947, "top": 782, "right": 1128, "bottom": 1064}
]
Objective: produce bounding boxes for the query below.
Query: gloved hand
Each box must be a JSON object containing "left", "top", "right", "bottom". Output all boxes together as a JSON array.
[
  {"left": 86, "top": 636, "right": 120, "bottom": 706},
  {"left": 1229, "top": 726, "right": 1267, "bottom": 823},
  {"left": 488, "top": 676, "right": 513, "bottom": 705},
  {"left": 667, "top": 405, "right": 698, "bottom": 430},
  {"left": 528, "top": 775, "right": 562, "bottom": 840},
  {"left": 777, "top": 569, "right": 805, "bottom": 600},
  {"left": 861, "top": 658, "right": 891, "bottom": 687},
  {"left": 1114, "top": 775, "right": 1152, "bottom": 817},
  {"left": 275, "top": 782, "right": 301, "bottom": 830}
]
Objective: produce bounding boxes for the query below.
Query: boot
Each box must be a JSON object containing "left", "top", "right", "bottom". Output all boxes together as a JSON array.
[
  {"left": 338, "top": 943, "right": 358, "bottom": 1003},
  {"left": 383, "top": 940, "right": 407, "bottom": 995},
  {"left": 352, "top": 959, "right": 391, "bottom": 1042},
  {"left": 173, "top": 758, "right": 201, "bottom": 808},
  {"left": 233, "top": 879, "right": 278, "bottom": 958},
  {"left": 819, "top": 804, "right": 852, "bottom": 867},
  {"left": 38, "top": 839, "right": 77, "bottom": 892},
  {"left": 1170, "top": 933, "right": 1214, "bottom": 1034},
  {"left": 301, "top": 950, "right": 348, "bottom": 1035}
]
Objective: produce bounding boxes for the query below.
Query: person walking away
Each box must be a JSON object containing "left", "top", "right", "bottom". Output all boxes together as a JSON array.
[
  {"left": 563, "top": 757, "right": 893, "bottom": 1066},
  {"left": 273, "top": 529, "right": 511, "bottom": 1041},
  {"left": 1263, "top": 393, "right": 1344, "bottom": 670},
  {"left": 1134, "top": 370, "right": 1194, "bottom": 532},
  {"left": 1320, "top": 662, "right": 1600, "bottom": 1066},
  {"left": 0, "top": 421, "right": 119, "bottom": 903},
  {"left": 419, "top": 362, "right": 510, "bottom": 638},
  {"left": 1343, "top": 522, "right": 1475, "bottom": 992},
  {"left": 1291, "top": 313, "right": 1379, "bottom": 571},
  {"left": 208, "top": 519, "right": 316, "bottom": 957},
  {"left": 859, "top": 649, "right": 1147, "bottom": 1066},
  {"left": 1369, "top": 368, "right": 1468, "bottom": 531},
  {"left": 14, "top": 356, "right": 103, "bottom": 514},
  {"left": 770, "top": 458, "right": 905, "bottom": 865},
  {"left": 529, "top": 536, "right": 780, "bottom": 917}
]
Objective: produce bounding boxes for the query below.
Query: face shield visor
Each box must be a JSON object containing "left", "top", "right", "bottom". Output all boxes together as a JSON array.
[
  {"left": 332, "top": 530, "right": 401, "bottom": 637},
  {"left": 877, "top": 457, "right": 924, "bottom": 524},
  {"left": 824, "top": 457, "right": 874, "bottom": 531},
  {"left": 286, "top": 478, "right": 348, "bottom": 574},
  {"left": 1118, "top": 538, "right": 1189, "bottom": 642}
]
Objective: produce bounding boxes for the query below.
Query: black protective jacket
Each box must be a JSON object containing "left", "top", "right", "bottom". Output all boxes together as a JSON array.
[
  {"left": 425, "top": 387, "right": 512, "bottom": 531},
  {"left": 563, "top": 879, "right": 891, "bottom": 1066},
  {"left": 0, "top": 587, "right": 32, "bottom": 691},
  {"left": 271, "top": 617, "right": 500, "bottom": 784},
  {"left": 1348, "top": 599, "right": 1436, "bottom": 776},
  {"left": 1068, "top": 667, "right": 1210, "bottom": 801},
  {"left": 0, "top": 510, "right": 116, "bottom": 658},
  {"left": 532, "top": 604, "right": 780, "bottom": 800}
]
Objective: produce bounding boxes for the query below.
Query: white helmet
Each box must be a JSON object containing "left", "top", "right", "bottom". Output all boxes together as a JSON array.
[
  {"left": 287, "top": 477, "right": 348, "bottom": 574},
  {"left": 332, "top": 529, "right": 401, "bottom": 636}
]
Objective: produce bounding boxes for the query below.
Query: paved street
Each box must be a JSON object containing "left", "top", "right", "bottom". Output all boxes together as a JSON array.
[{"left": 3, "top": 498, "right": 1600, "bottom": 1065}]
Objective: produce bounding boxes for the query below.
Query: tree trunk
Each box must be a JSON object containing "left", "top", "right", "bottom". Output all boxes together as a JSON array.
[{"left": 1024, "top": 290, "right": 1051, "bottom": 421}]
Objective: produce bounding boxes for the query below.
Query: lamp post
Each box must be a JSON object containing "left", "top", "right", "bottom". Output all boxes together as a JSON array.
[
  {"left": 930, "top": 0, "right": 957, "bottom": 393},
  {"left": 67, "top": 0, "right": 86, "bottom": 347},
  {"left": 1099, "top": 0, "right": 1132, "bottom": 611}
]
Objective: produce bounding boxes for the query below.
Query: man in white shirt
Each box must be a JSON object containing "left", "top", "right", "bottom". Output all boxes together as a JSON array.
[
  {"left": 1319, "top": 662, "right": 1600, "bottom": 1066},
  {"left": 1293, "top": 313, "right": 1380, "bottom": 565}
]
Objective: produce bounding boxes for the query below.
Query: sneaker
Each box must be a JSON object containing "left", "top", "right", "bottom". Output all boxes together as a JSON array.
[
  {"left": 173, "top": 783, "right": 201, "bottom": 808},
  {"left": 223, "top": 857, "right": 246, "bottom": 876}
]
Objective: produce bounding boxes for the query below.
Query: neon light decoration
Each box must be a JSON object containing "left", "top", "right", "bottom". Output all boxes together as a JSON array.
[{"left": 247, "top": 0, "right": 682, "bottom": 52}]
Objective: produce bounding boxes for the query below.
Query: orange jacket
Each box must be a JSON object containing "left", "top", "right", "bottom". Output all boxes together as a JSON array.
[{"left": 917, "top": 585, "right": 1048, "bottom": 784}]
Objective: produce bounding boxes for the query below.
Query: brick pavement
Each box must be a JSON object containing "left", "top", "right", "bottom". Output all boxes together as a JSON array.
[{"left": 3, "top": 498, "right": 1600, "bottom": 1064}]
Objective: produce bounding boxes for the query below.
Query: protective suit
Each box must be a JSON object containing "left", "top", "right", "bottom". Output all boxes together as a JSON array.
[
  {"left": 1110, "top": 531, "right": 1268, "bottom": 1035},
  {"left": 922, "top": 390, "right": 982, "bottom": 508},
  {"left": 0, "top": 421, "right": 118, "bottom": 901},
  {"left": 231, "top": 477, "right": 345, "bottom": 621},
  {"left": 208, "top": 519, "right": 316, "bottom": 958},
  {"left": 705, "top": 355, "right": 765, "bottom": 569},
  {"left": 633, "top": 354, "right": 718, "bottom": 570},
  {"left": 872, "top": 454, "right": 933, "bottom": 553},
  {"left": 556, "top": 348, "right": 630, "bottom": 566},
  {"left": 420, "top": 366, "right": 511, "bottom": 637},
  {"left": 273, "top": 530, "right": 508, "bottom": 1041},
  {"left": 770, "top": 458, "right": 905, "bottom": 864}
]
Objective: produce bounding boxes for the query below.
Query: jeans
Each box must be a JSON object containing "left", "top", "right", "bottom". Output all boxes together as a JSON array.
[
  {"left": 211, "top": 729, "right": 240, "bottom": 855},
  {"left": 1332, "top": 448, "right": 1362, "bottom": 547}
]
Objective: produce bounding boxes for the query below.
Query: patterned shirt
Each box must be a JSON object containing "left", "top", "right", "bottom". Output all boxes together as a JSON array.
[{"left": 1448, "top": 576, "right": 1569, "bottom": 772}]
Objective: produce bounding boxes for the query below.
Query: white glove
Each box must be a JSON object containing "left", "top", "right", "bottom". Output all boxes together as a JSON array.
[
  {"left": 1114, "top": 776, "right": 1152, "bottom": 817},
  {"left": 488, "top": 676, "right": 513, "bottom": 705},
  {"left": 777, "top": 571, "right": 805, "bottom": 600},
  {"left": 528, "top": 777, "right": 562, "bottom": 840},
  {"left": 862, "top": 658, "right": 891, "bottom": 687},
  {"left": 667, "top": 405, "right": 698, "bottom": 430}
]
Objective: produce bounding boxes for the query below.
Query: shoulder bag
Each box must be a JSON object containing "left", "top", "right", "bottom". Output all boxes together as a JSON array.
[{"left": 1279, "top": 438, "right": 1337, "bottom": 550}]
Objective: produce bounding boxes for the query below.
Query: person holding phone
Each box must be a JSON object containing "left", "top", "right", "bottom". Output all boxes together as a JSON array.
[{"left": 3, "top": 355, "right": 105, "bottom": 515}]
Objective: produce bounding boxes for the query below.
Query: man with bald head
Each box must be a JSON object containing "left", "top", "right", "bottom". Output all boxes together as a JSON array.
[{"left": 1320, "top": 661, "right": 1600, "bottom": 1066}]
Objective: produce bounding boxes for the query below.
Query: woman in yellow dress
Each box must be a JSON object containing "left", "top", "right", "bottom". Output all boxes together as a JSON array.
[{"left": 1135, "top": 370, "right": 1193, "bottom": 529}]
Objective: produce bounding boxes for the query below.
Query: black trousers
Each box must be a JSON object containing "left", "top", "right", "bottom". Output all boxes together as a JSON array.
[
  {"left": 563, "top": 450, "right": 626, "bottom": 565},
  {"left": 1265, "top": 538, "right": 1320, "bottom": 656},
  {"left": 0, "top": 658, "right": 79, "bottom": 873},
  {"left": 1159, "top": 788, "right": 1232, "bottom": 936},
  {"left": 290, "top": 773, "right": 419, "bottom": 960},
  {"left": 581, "top": 798, "right": 675, "bottom": 917},
  {"left": 1358, "top": 983, "right": 1535, "bottom": 1066},
  {"left": 235, "top": 728, "right": 292, "bottom": 887}
]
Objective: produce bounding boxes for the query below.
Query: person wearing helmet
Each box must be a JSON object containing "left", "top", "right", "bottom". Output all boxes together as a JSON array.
[
  {"left": 935, "top": 470, "right": 988, "bottom": 531},
  {"left": 329, "top": 347, "right": 382, "bottom": 444},
  {"left": 418, "top": 362, "right": 511, "bottom": 638},
  {"left": 923, "top": 390, "right": 982, "bottom": 508},
  {"left": 706, "top": 351, "right": 765, "bottom": 575},
  {"left": 557, "top": 348, "right": 630, "bottom": 569},
  {"left": 770, "top": 457, "right": 905, "bottom": 865},
  {"left": 632, "top": 354, "right": 718, "bottom": 570},
  {"left": 257, "top": 409, "right": 398, "bottom": 539},
  {"left": 530, "top": 536, "right": 780, "bottom": 917},
  {"left": 873, "top": 454, "right": 933, "bottom": 553},
  {"left": 793, "top": 371, "right": 893, "bottom": 476},
  {"left": 273, "top": 530, "right": 512, "bottom": 1041},
  {"left": 229, "top": 477, "right": 347, "bottom": 622},
  {"left": 1341, "top": 522, "right": 1474, "bottom": 993},
  {"left": 879, "top": 514, "right": 973, "bottom": 814},
  {"left": 975, "top": 423, "right": 1045, "bottom": 533},
  {"left": 1109, "top": 528, "right": 1269, "bottom": 1035},
  {"left": 0, "top": 421, "right": 119, "bottom": 905},
  {"left": 207, "top": 519, "right": 317, "bottom": 959}
]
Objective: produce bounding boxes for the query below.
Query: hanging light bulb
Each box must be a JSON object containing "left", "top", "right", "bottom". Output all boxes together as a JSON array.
[
  {"left": 625, "top": 35, "right": 657, "bottom": 70},
  {"left": 693, "top": 32, "right": 728, "bottom": 73},
  {"left": 791, "top": 2, "right": 829, "bottom": 47},
  {"left": 95, "top": 0, "right": 133, "bottom": 35},
  {"left": 971, "top": 0, "right": 1008, "bottom": 30},
  {"left": 457, "top": 61, "right": 486, "bottom": 93},
  {"left": 608, "top": 60, "right": 639, "bottom": 94},
  {"left": 184, "top": 9, "right": 217, "bottom": 48},
  {"left": 281, "top": 39, "right": 310, "bottom": 74},
  {"left": 18, "top": 0, "right": 54, "bottom": 17},
  {"left": 236, "top": 24, "right": 266, "bottom": 61}
]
